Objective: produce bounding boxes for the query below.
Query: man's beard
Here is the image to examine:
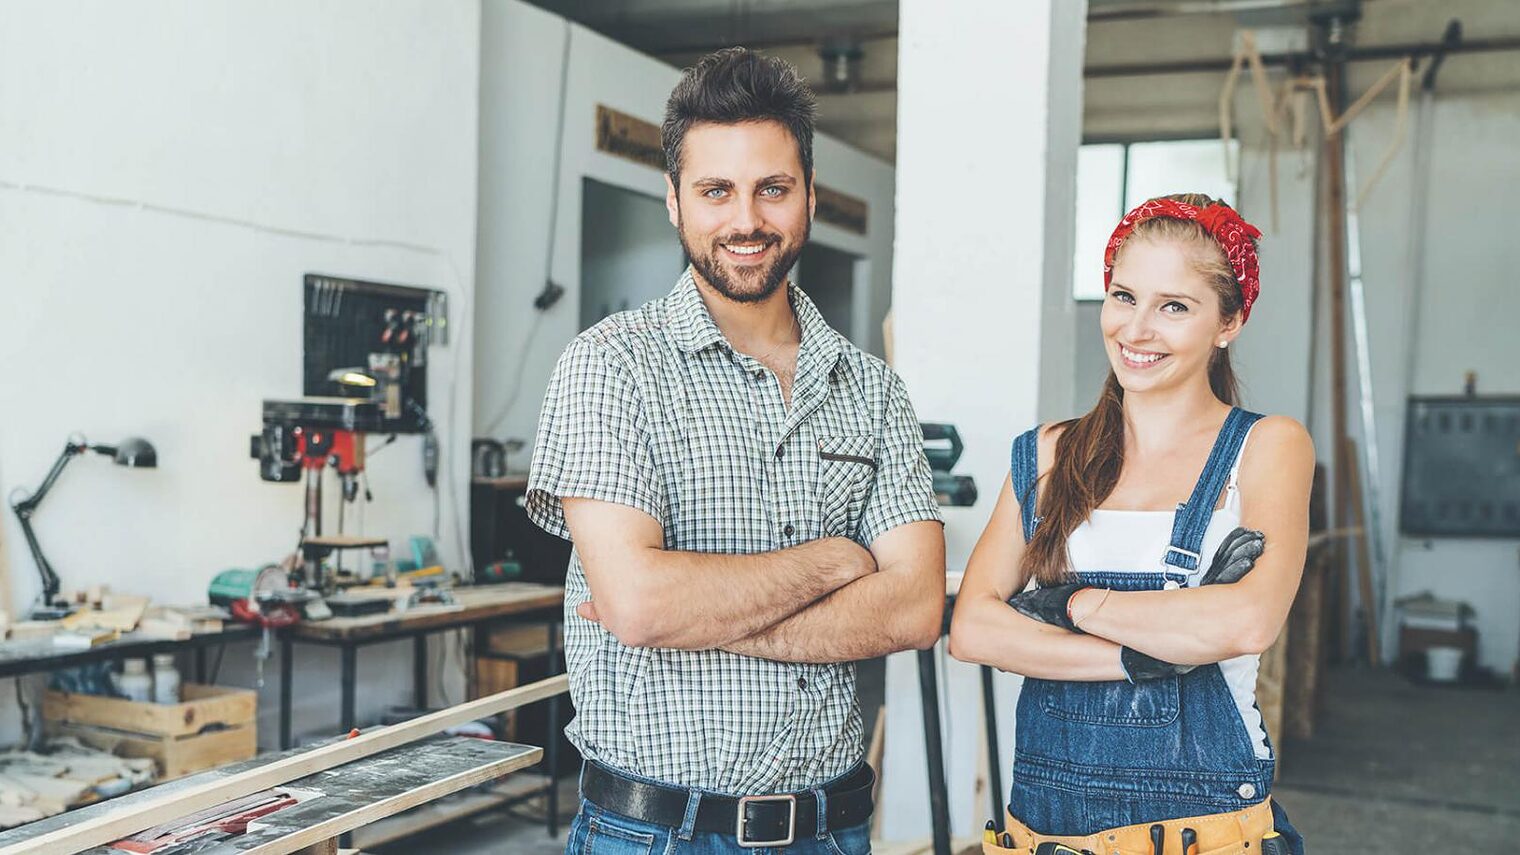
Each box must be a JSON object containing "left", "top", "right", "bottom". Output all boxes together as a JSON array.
[{"left": 679, "top": 216, "right": 809, "bottom": 304}]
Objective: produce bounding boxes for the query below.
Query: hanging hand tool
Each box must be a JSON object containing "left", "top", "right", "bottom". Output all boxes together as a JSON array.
[
  {"left": 1180, "top": 828, "right": 1198, "bottom": 855},
  {"left": 1150, "top": 823, "right": 1165, "bottom": 855}
]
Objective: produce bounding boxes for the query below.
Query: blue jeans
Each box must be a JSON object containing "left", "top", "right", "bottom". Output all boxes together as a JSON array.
[{"left": 566, "top": 798, "right": 872, "bottom": 854}]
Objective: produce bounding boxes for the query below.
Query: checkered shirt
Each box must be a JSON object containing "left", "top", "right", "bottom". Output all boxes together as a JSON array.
[{"left": 526, "top": 267, "right": 941, "bottom": 795}]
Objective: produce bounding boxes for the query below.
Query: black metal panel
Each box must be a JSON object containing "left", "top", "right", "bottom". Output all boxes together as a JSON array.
[
  {"left": 303, "top": 273, "right": 440, "bottom": 434},
  {"left": 1400, "top": 396, "right": 1520, "bottom": 538}
]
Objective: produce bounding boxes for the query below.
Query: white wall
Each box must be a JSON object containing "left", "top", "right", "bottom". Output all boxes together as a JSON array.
[
  {"left": 1345, "top": 92, "right": 1520, "bottom": 673},
  {"left": 0, "top": 0, "right": 481, "bottom": 745},
  {"left": 474, "top": 0, "right": 898, "bottom": 449},
  {"left": 580, "top": 178, "right": 688, "bottom": 329}
]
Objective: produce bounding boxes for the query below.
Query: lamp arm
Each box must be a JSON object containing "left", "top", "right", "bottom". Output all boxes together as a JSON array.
[
  {"left": 8, "top": 441, "right": 85, "bottom": 605},
  {"left": 11, "top": 442, "right": 86, "bottom": 515},
  {"left": 13, "top": 511, "right": 61, "bottom": 605}
]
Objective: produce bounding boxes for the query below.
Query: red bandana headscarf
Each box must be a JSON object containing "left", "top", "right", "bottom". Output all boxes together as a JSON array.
[{"left": 1102, "top": 198, "right": 1264, "bottom": 322}]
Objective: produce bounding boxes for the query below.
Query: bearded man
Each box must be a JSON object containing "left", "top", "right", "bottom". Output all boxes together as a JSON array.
[{"left": 527, "top": 47, "right": 945, "bottom": 854}]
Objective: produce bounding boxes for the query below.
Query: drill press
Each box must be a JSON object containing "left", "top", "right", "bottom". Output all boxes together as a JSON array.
[{"left": 250, "top": 397, "right": 388, "bottom": 598}]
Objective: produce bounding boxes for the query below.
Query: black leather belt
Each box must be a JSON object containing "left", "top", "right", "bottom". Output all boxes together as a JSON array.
[{"left": 581, "top": 761, "right": 875, "bottom": 848}]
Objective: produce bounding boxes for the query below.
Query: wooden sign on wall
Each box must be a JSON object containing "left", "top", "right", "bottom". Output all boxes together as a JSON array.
[
  {"left": 595, "top": 103, "right": 869, "bottom": 236},
  {"left": 595, "top": 105, "right": 664, "bottom": 172},
  {"left": 813, "top": 184, "right": 868, "bottom": 235}
]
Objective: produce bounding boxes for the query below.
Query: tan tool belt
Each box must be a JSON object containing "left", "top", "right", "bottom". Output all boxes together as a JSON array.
[{"left": 983, "top": 797, "right": 1274, "bottom": 855}]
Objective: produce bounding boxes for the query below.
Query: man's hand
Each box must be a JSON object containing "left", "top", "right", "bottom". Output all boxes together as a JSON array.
[{"left": 1121, "top": 527, "right": 1268, "bottom": 683}]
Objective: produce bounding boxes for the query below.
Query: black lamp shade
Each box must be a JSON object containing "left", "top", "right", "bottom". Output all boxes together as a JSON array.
[{"left": 113, "top": 437, "right": 157, "bottom": 468}]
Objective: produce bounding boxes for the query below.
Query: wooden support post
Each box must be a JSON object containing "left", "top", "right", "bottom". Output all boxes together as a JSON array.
[
  {"left": 1, "top": 674, "right": 568, "bottom": 855},
  {"left": 1323, "top": 57, "right": 1356, "bottom": 664}
]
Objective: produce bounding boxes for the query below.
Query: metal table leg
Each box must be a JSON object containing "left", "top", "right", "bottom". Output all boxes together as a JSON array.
[
  {"left": 280, "top": 637, "right": 294, "bottom": 750},
  {"left": 414, "top": 634, "right": 428, "bottom": 710},
  {"left": 981, "top": 664, "right": 1004, "bottom": 830},
  {"left": 340, "top": 645, "right": 357, "bottom": 732},
  {"left": 917, "top": 647, "right": 951, "bottom": 855}
]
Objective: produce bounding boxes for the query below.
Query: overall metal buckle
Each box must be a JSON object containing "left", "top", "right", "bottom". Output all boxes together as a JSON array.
[{"left": 735, "top": 793, "right": 797, "bottom": 848}]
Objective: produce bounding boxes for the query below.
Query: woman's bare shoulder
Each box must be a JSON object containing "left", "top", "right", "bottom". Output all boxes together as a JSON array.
[{"left": 1242, "top": 415, "right": 1315, "bottom": 484}]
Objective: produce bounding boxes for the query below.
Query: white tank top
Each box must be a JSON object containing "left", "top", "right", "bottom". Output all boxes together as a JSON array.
[{"left": 1065, "top": 431, "right": 1272, "bottom": 759}]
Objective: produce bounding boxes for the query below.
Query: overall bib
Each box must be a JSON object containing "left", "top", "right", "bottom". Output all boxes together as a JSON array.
[{"left": 1002, "top": 407, "right": 1305, "bottom": 854}]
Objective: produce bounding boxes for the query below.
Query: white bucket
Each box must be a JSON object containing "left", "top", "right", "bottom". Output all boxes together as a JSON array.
[{"left": 1425, "top": 646, "right": 1463, "bottom": 682}]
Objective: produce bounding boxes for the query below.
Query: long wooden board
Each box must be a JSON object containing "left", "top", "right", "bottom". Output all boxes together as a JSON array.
[{"left": 1, "top": 674, "right": 568, "bottom": 855}]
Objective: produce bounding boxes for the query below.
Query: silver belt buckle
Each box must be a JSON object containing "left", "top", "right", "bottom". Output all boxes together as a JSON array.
[{"left": 735, "top": 793, "right": 797, "bottom": 848}]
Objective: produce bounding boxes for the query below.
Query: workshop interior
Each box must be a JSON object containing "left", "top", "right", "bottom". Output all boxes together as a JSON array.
[{"left": 0, "top": 0, "right": 1517, "bottom": 852}]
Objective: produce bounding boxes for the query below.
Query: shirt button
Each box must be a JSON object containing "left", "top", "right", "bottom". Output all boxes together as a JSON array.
[
  {"left": 797, "top": 676, "right": 808, "bottom": 690},
  {"left": 775, "top": 446, "right": 785, "bottom": 459},
  {"left": 753, "top": 369, "right": 764, "bottom": 380},
  {"left": 783, "top": 524, "right": 795, "bottom": 537},
  {"left": 1237, "top": 783, "right": 1256, "bottom": 799}
]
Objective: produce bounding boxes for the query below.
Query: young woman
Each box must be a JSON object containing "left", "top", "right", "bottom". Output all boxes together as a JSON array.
[{"left": 949, "top": 194, "right": 1312, "bottom": 854}]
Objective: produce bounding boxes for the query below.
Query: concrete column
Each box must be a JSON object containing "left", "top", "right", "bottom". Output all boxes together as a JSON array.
[{"left": 881, "top": 0, "right": 1086, "bottom": 840}]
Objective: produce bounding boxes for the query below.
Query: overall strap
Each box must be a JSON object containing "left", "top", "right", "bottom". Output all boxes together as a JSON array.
[
  {"left": 1010, "top": 427, "right": 1041, "bottom": 542},
  {"left": 1162, "top": 407, "right": 1265, "bottom": 572}
]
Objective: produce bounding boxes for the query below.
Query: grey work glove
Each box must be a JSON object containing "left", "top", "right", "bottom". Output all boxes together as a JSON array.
[
  {"left": 1007, "top": 582, "right": 1089, "bottom": 633},
  {"left": 1121, "top": 527, "right": 1266, "bottom": 683}
]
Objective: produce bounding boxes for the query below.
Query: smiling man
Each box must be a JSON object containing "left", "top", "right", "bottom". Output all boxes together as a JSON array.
[{"left": 526, "top": 48, "right": 946, "bottom": 853}]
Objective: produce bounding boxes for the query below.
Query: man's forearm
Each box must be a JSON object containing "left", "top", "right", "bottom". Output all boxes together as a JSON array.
[
  {"left": 606, "top": 537, "right": 872, "bottom": 649},
  {"left": 720, "top": 544, "right": 944, "bottom": 662}
]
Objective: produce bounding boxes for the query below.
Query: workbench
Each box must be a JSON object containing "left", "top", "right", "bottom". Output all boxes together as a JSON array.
[
  {"left": 0, "top": 623, "right": 258, "bottom": 683},
  {"left": 0, "top": 734, "right": 540, "bottom": 854},
  {"left": 277, "top": 582, "right": 566, "bottom": 833}
]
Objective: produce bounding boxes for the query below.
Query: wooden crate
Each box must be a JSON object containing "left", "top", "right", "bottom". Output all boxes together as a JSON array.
[
  {"left": 44, "top": 684, "right": 256, "bottom": 781},
  {"left": 472, "top": 657, "right": 521, "bottom": 740}
]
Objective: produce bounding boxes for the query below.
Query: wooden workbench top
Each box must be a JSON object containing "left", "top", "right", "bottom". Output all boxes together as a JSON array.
[
  {"left": 0, "top": 735, "right": 540, "bottom": 854},
  {"left": 287, "top": 582, "right": 564, "bottom": 642}
]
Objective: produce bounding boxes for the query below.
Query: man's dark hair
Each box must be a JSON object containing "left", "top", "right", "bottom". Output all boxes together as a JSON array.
[{"left": 662, "top": 47, "right": 817, "bottom": 191}]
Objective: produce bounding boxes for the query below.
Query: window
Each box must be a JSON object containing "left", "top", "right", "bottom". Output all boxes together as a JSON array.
[{"left": 1071, "top": 138, "right": 1238, "bottom": 300}]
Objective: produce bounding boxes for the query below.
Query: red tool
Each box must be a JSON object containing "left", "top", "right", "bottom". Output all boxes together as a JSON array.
[{"left": 111, "top": 791, "right": 298, "bottom": 852}]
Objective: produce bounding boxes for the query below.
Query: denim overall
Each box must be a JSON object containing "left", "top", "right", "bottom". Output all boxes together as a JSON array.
[{"left": 1007, "top": 408, "right": 1304, "bottom": 852}]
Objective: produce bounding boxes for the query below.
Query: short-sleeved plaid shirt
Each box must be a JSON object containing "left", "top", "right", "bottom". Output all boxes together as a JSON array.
[{"left": 526, "top": 267, "right": 941, "bottom": 795}]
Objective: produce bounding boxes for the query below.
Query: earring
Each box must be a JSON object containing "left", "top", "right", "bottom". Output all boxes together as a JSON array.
[{"left": 1217, "top": 341, "right": 1229, "bottom": 349}]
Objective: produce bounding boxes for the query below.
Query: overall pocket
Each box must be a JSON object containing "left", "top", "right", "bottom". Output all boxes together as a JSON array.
[
  {"left": 815, "top": 435, "right": 878, "bottom": 540},
  {"left": 1027, "top": 571, "right": 1183, "bottom": 728}
]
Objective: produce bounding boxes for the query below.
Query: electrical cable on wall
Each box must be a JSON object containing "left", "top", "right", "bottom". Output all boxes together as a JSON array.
[{"left": 481, "top": 19, "right": 574, "bottom": 439}]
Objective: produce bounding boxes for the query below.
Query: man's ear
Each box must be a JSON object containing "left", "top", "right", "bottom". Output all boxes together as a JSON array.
[
  {"left": 665, "top": 174, "right": 680, "bottom": 228},
  {"left": 807, "top": 169, "right": 817, "bottom": 223}
]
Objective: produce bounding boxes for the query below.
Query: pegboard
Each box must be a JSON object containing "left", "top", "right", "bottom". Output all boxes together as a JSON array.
[
  {"left": 302, "top": 273, "right": 446, "bottom": 435},
  {"left": 1400, "top": 396, "right": 1520, "bottom": 538}
]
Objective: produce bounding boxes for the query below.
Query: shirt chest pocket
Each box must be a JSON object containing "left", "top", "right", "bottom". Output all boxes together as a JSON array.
[{"left": 815, "top": 435, "right": 878, "bottom": 541}]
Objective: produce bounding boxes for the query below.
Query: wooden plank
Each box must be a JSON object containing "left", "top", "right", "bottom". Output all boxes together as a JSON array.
[
  {"left": 0, "top": 488, "right": 15, "bottom": 624},
  {"left": 594, "top": 104, "right": 664, "bottom": 171},
  {"left": 1342, "top": 437, "right": 1382, "bottom": 667},
  {"left": 0, "top": 674, "right": 568, "bottom": 855},
  {"left": 1285, "top": 543, "right": 1332, "bottom": 741},
  {"left": 814, "top": 183, "right": 869, "bottom": 235},
  {"left": 1256, "top": 625, "right": 1287, "bottom": 776},
  {"left": 1323, "top": 59, "right": 1354, "bottom": 664}
]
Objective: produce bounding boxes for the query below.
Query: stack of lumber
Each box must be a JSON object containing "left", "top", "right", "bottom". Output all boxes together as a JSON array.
[{"left": 0, "top": 738, "right": 155, "bottom": 829}]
